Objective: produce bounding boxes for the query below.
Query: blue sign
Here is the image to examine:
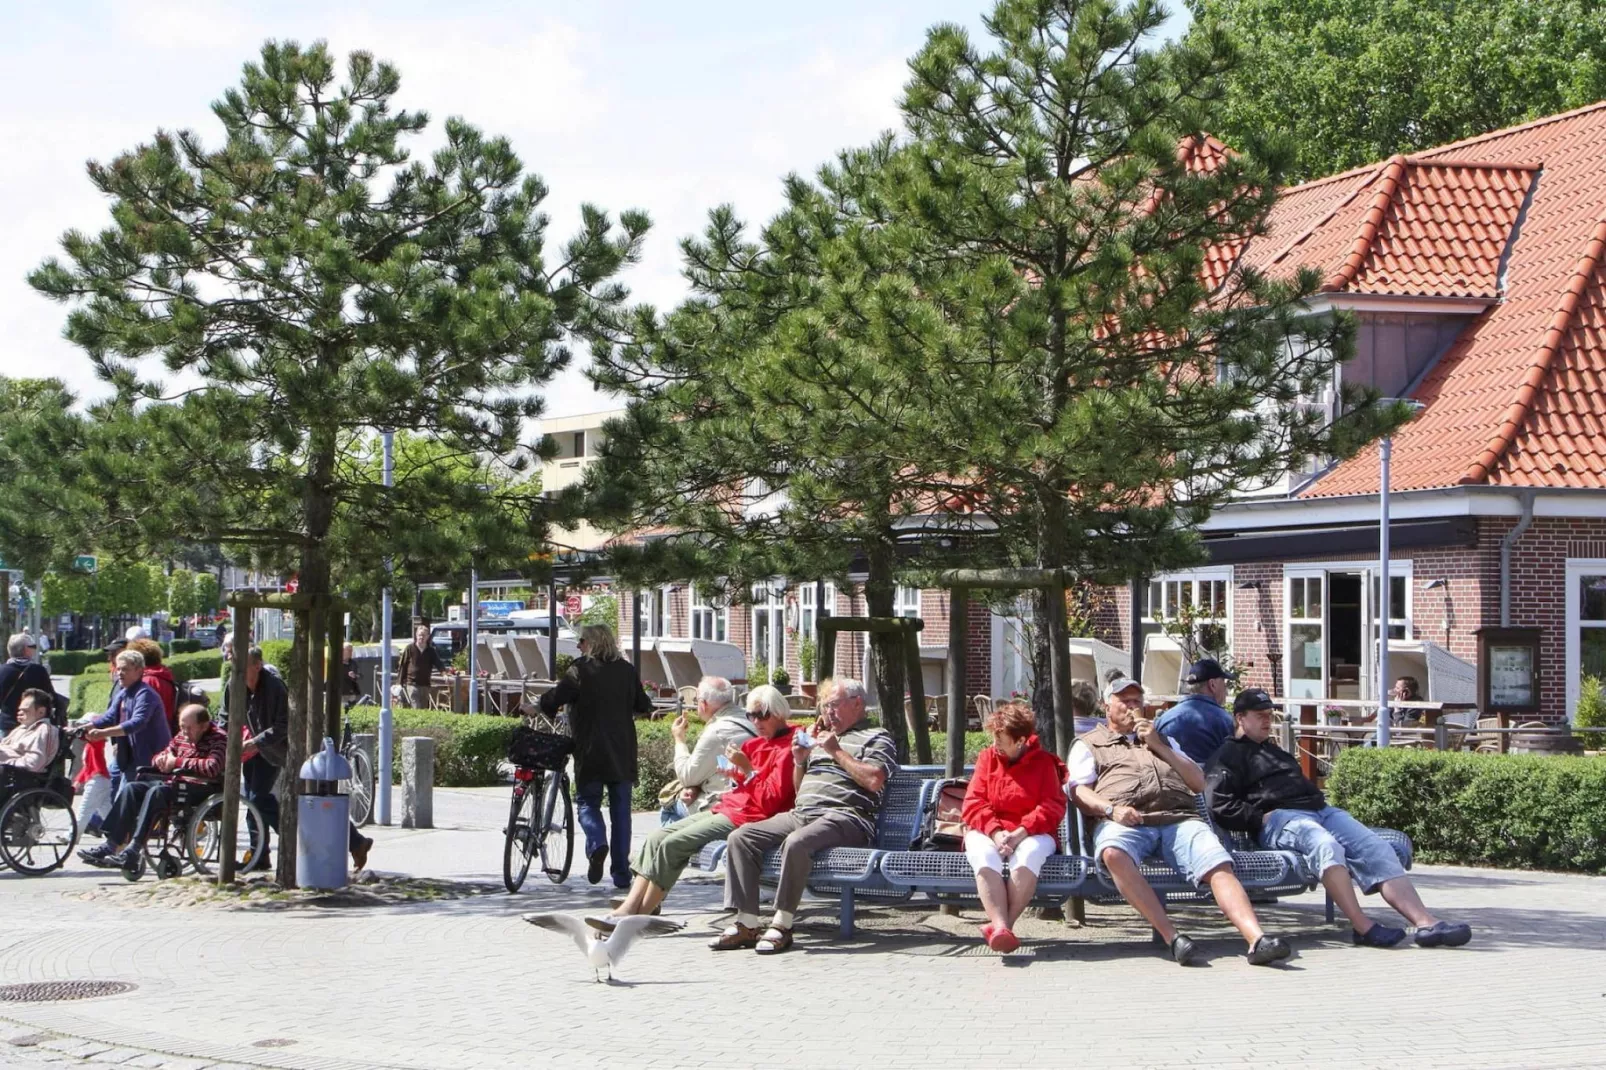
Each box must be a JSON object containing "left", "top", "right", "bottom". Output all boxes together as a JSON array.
[{"left": 478, "top": 600, "right": 524, "bottom": 619}]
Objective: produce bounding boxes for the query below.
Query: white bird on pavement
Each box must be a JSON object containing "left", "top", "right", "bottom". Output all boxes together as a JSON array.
[{"left": 521, "top": 912, "right": 684, "bottom": 983}]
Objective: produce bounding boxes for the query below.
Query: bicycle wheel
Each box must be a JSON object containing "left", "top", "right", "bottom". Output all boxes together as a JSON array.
[
  {"left": 345, "top": 746, "right": 374, "bottom": 827},
  {"left": 186, "top": 795, "right": 267, "bottom": 876},
  {"left": 502, "top": 780, "right": 539, "bottom": 893},
  {"left": 538, "top": 772, "right": 574, "bottom": 884},
  {"left": 0, "top": 788, "right": 78, "bottom": 875}
]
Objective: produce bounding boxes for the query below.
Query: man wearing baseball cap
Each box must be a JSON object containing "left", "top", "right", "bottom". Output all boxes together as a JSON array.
[
  {"left": 1067, "top": 675, "right": 1291, "bottom": 966},
  {"left": 1156, "top": 657, "right": 1237, "bottom": 764},
  {"left": 1206, "top": 688, "right": 1471, "bottom": 949}
]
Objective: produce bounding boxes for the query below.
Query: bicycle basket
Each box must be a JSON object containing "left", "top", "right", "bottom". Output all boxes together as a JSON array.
[{"left": 507, "top": 725, "right": 573, "bottom": 771}]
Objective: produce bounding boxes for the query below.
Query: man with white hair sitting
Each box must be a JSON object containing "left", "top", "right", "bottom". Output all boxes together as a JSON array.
[
  {"left": 711, "top": 678, "right": 898, "bottom": 955},
  {"left": 663, "top": 675, "right": 758, "bottom": 824}
]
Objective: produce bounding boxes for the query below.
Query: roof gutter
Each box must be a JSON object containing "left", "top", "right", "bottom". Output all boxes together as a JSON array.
[{"left": 1500, "top": 489, "right": 1538, "bottom": 627}]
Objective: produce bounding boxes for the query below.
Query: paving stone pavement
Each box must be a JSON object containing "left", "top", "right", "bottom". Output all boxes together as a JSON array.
[{"left": 2, "top": 788, "right": 1604, "bottom": 1070}]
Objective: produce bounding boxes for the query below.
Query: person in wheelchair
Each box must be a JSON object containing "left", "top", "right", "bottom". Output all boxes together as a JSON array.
[
  {"left": 79, "top": 703, "right": 225, "bottom": 870},
  {"left": 0, "top": 689, "right": 60, "bottom": 799}
]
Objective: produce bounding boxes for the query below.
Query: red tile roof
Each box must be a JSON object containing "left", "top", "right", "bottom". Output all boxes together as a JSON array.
[{"left": 1254, "top": 101, "right": 1606, "bottom": 496}]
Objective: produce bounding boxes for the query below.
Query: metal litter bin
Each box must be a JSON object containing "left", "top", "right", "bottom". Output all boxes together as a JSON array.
[{"left": 297, "top": 737, "right": 352, "bottom": 890}]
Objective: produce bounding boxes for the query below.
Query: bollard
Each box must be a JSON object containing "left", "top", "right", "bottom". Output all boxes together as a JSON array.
[
  {"left": 1433, "top": 721, "right": 1449, "bottom": 752},
  {"left": 402, "top": 736, "right": 434, "bottom": 829},
  {"left": 353, "top": 733, "right": 378, "bottom": 826}
]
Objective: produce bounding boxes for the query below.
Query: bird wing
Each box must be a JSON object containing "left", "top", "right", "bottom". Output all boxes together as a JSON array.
[
  {"left": 604, "top": 915, "right": 686, "bottom": 964},
  {"left": 521, "top": 913, "right": 593, "bottom": 957}
]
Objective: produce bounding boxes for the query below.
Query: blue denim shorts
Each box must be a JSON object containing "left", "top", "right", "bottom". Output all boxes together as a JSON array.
[
  {"left": 1261, "top": 806, "right": 1406, "bottom": 893},
  {"left": 1094, "top": 818, "right": 1234, "bottom": 887}
]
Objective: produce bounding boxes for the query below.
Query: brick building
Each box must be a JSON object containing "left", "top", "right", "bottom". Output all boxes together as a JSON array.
[{"left": 604, "top": 103, "right": 1606, "bottom": 723}]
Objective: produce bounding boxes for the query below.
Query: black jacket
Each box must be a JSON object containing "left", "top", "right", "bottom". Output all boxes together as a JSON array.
[
  {"left": 241, "top": 668, "right": 291, "bottom": 768},
  {"left": 0, "top": 659, "right": 53, "bottom": 734},
  {"left": 1205, "top": 735, "right": 1327, "bottom": 839},
  {"left": 539, "top": 656, "right": 653, "bottom": 784}
]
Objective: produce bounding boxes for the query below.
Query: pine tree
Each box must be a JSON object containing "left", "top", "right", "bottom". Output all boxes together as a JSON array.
[{"left": 30, "top": 41, "right": 646, "bottom": 884}]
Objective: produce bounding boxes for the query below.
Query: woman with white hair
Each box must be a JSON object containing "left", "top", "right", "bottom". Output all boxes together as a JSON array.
[
  {"left": 538, "top": 623, "right": 654, "bottom": 888},
  {"left": 589, "top": 686, "right": 798, "bottom": 931}
]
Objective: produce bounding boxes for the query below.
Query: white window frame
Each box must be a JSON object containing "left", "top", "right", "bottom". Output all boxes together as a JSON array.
[
  {"left": 895, "top": 585, "right": 922, "bottom": 619},
  {"left": 1565, "top": 559, "right": 1606, "bottom": 719},
  {"left": 749, "top": 580, "right": 786, "bottom": 669},
  {"left": 690, "top": 584, "right": 729, "bottom": 643},
  {"left": 1281, "top": 560, "right": 1413, "bottom": 701},
  {"left": 799, "top": 582, "right": 836, "bottom": 643},
  {"left": 1141, "top": 567, "right": 1233, "bottom": 656}
]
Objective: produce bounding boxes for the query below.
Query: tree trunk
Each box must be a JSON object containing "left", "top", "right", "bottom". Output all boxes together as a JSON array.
[
  {"left": 278, "top": 618, "right": 309, "bottom": 888},
  {"left": 862, "top": 543, "right": 926, "bottom": 762},
  {"left": 1029, "top": 588, "right": 1056, "bottom": 754}
]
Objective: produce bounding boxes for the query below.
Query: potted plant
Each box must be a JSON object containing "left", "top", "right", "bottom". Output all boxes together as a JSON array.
[
  {"left": 798, "top": 636, "right": 816, "bottom": 697},
  {"left": 749, "top": 660, "right": 769, "bottom": 691},
  {"left": 772, "top": 666, "right": 792, "bottom": 695}
]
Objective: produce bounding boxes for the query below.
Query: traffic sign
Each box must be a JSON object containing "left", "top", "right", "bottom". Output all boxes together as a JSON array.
[{"left": 73, "top": 555, "right": 97, "bottom": 573}]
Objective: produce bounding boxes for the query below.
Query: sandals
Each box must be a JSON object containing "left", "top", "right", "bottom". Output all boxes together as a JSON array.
[
  {"left": 754, "top": 926, "right": 794, "bottom": 955},
  {"left": 708, "top": 923, "right": 760, "bottom": 951}
]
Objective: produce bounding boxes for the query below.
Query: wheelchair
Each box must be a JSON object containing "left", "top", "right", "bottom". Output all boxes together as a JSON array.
[
  {"left": 0, "top": 726, "right": 80, "bottom": 876},
  {"left": 117, "top": 771, "right": 268, "bottom": 883}
]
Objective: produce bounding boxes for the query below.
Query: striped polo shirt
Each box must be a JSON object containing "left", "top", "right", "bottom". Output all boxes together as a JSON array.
[{"left": 793, "top": 724, "right": 899, "bottom": 837}]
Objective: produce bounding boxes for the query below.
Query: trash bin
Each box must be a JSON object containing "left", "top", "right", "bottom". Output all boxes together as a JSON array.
[{"left": 297, "top": 737, "right": 352, "bottom": 890}]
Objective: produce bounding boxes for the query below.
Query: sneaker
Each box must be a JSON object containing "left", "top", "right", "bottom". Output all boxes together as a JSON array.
[
  {"left": 108, "top": 847, "right": 141, "bottom": 870},
  {"left": 1414, "top": 921, "right": 1472, "bottom": 948},
  {"left": 351, "top": 834, "right": 373, "bottom": 871},
  {"left": 1170, "top": 933, "right": 1200, "bottom": 966},
  {"left": 77, "top": 844, "right": 116, "bottom": 867},
  {"left": 1246, "top": 935, "right": 1292, "bottom": 966},
  {"left": 1353, "top": 922, "right": 1406, "bottom": 948},
  {"left": 586, "top": 846, "right": 608, "bottom": 885}
]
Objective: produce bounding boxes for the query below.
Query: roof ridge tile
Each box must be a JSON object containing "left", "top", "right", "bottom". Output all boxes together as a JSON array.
[{"left": 1320, "top": 156, "right": 1411, "bottom": 293}]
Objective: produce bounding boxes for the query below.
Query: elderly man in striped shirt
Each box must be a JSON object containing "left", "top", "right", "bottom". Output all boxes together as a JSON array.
[{"left": 710, "top": 678, "right": 897, "bottom": 955}]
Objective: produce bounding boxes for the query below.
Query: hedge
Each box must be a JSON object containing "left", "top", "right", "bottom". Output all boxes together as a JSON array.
[
  {"left": 44, "top": 650, "right": 98, "bottom": 677},
  {"left": 68, "top": 650, "right": 224, "bottom": 717},
  {"left": 171, "top": 638, "right": 202, "bottom": 654},
  {"left": 344, "top": 705, "right": 515, "bottom": 788},
  {"left": 1327, "top": 748, "right": 1606, "bottom": 873}
]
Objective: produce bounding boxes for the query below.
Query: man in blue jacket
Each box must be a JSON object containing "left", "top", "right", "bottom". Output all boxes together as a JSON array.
[
  {"left": 80, "top": 649, "right": 172, "bottom": 796},
  {"left": 1155, "top": 658, "right": 1236, "bottom": 764}
]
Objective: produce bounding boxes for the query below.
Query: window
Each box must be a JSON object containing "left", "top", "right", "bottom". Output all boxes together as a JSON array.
[
  {"left": 799, "top": 582, "right": 835, "bottom": 642},
  {"left": 1566, "top": 561, "right": 1606, "bottom": 719},
  {"left": 634, "top": 588, "right": 672, "bottom": 638},
  {"left": 750, "top": 581, "right": 785, "bottom": 669},
  {"left": 1286, "top": 574, "right": 1324, "bottom": 700},
  {"left": 1369, "top": 573, "right": 1409, "bottom": 641},
  {"left": 895, "top": 586, "right": 922, "bottom": 619},
  {"left": 572, "top": 431, "right": 585, "bottom": 458},
  {"left": 690, "top": 585, "right": 728, "bottom": 643},
  {"left": 1141, "top": 570, "right": 1231, "bottom": 655}
]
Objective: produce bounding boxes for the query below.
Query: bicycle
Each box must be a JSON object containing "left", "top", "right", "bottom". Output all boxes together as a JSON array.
[
  {"left": 502, "top": 715, "right": 574, "bottom": 893},
  {"left": 339, "top": 712, "right": 375, "bottom": 827}
]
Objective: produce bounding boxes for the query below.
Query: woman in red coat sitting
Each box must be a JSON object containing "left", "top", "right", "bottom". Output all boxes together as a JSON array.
[{"left": 961, "top": 700, "right": 1068, "bottom": 952}]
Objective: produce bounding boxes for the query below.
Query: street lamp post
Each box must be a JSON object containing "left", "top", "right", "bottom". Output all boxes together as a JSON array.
[
  {"left": 377, "top": 430, "right": 395, "bottom": 826},
  {"left": 1376, "top": 400, "right": 1425, "bottom": 749}
]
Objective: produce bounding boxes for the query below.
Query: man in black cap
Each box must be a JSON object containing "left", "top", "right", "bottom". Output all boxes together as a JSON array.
[
  {"left": 1206, "top": 688, "right": 1471, "bottom": 949},
  {"left": 1156, "top": 657, "right": 1235, "bottom": 764}
]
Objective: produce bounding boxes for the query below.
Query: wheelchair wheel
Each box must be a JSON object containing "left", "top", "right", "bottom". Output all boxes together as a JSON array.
[
  {"left": 186, "top": 795, "right": 267, "bottom": 876},
  {"left": 121, "top": 849, "right": 146, "bottom": 882},
  {"left": 142, "top": 811, "right": 189, "bottom": 879},
  {"left": 0, "top": 787, "right": 79, "bottom": 876}
]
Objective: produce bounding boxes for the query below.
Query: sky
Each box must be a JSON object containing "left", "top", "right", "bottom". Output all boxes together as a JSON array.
[{"left": 0, "top": 0, "right": 1188, "bottom": 424}]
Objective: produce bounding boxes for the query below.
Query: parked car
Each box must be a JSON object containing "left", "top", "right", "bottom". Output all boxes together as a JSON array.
[{"left": 190, "top": 626, "right": 221, "bottom": 649}]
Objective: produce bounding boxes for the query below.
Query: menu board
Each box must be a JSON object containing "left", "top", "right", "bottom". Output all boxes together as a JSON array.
[{"left": 1488, "top": 644, "right": 1535, "bottom": 706}]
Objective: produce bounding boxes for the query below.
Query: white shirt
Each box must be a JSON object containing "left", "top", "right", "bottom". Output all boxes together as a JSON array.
[{"left": 1065, "top": 735, "right": 1185, "bottom": 789}]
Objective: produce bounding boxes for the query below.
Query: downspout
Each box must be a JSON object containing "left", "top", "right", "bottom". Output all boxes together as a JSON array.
[{"left": 1499, "top": 490, "right": 1537, "bottom": 627}]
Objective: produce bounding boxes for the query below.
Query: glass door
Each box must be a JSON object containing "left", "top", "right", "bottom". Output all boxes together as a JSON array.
[{"left": 1285, "top": 573, "right": 1326, "bottom": 700}]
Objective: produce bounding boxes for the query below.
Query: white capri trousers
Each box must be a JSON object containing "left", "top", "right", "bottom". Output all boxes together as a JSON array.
[{"left": 964, "top": 829, "right": 1056, "bottom": 877}]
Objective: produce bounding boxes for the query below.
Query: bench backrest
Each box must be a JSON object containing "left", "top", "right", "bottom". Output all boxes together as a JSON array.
[{"left": 874, "top": 769, "right": 932, "bottom": 850}]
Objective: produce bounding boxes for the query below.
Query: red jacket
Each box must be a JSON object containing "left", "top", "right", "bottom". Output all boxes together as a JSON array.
[
  {"left": 961, "top": 735, "right": 1068, "bottom": 841},
  {"left": 144, "top": 665, "right": 178, "bottom": 735},
  {"left": 715, "top": 726, "right": 799, "bottom": 826}
]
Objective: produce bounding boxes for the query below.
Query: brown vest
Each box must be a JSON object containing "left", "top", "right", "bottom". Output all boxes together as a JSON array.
[{"left": 1081, "top": 724, "right": 1196, "bottom": 825}]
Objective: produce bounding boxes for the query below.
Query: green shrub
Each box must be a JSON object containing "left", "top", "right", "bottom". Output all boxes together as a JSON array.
[
  {"left": 772, "top": 667, "right": 790, "bottom": 688},
  {"left": 344, "top": 706, "right": 518, "bottom": 787},
  {"left": 44, "top": 650, "right": 97, "bottom": 676},
  {"left": 258, "top": 639, "right": 294, "bottom": 680},
  {"left": 171, "top": 638, "right": 202, "bottom": 654},
  {"left": 165, "top": 650, "right": 222, "bottom": 684},
  {"left": 1574, "top": 675, "right": 1605, "bottom": 747},
  {"left": 1328, "top": 748, "right": 1606, "bottom": 872},
  {"left": 71, "top": 673, "right": 114, "bottom": 718}
]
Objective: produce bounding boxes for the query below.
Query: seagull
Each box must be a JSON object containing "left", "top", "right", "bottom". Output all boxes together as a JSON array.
[{"left": 521, "top": 912, "right": 684, "bottom": 983}]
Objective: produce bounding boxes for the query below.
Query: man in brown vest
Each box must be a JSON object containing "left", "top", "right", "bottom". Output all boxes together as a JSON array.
[{"left": 1068, "top": 675, "right": 1290, "bottom": 967}]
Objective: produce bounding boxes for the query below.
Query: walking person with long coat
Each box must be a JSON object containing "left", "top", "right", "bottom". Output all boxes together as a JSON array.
[{"left": 539, "top": 623, "right": 653, "bottom": 888}]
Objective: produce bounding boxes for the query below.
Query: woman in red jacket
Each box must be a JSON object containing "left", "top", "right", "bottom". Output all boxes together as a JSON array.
[{"left": 961, "top": 700, "right": 1068, "bottom": 952}]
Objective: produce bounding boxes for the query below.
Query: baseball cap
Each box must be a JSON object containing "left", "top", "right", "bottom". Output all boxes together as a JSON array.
[
  {"left": 1233, "top": 688, "right": 1277, "bottom": 715},
  {"left": 1184, "top": 658, "right": 1233, "bottom": 685},
  {"left": 1102, "top": 675, "right": 1144, "bottom": 701}
]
